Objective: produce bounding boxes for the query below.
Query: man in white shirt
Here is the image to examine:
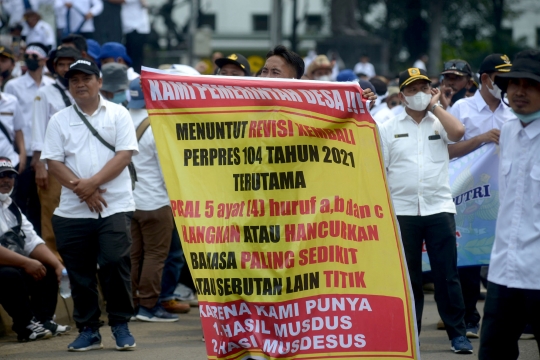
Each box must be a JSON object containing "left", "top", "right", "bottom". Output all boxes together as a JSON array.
[
  {"left": 353, "top": 54, "right": 376, "bottom": 78},
  {"left": 5, "top": 42, "right": 54, "bottom": 234},
  {"left": 0, "top": 157, "right": 69, "bottom": 342},
  {"left": 379, "top": 68, "right": 473, "bottom": 354},
  {"left": 121, "top": 0, "right": 150, "bottom": 73},
  {"left": 22, "top": 10, "right": 56, "bottom": 50},
  {"left": 41, "top": 59, "right": 138, "bottom": 351},
  {"left": 30, "top": 45, "right": 80, "bottom": 260},
  {"left": 479, "top": 50, "right": 540, "bottom": 359},
  {"left": 127, "top": 79, "right": 189, "bottom": 322},
  {"left": 446, "top": 54, "right": 517, "bottom": 339},
  {"left": 0, "top": 85, "right": 26, "bottom": 171},
  {"left": 54, "top": 0, "right": 103, "bottom": 38}
]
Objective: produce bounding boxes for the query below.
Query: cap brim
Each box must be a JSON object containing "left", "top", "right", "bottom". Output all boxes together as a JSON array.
[
  {"left": 65, "top": 68, "right": 98, "bottom": 79},
  {"left": 494, "top": 72, "right": 540, "bottom": 91},
  {"left": 0, "top": 168, "right": 18, "bottom": 175},
  {"left": 101, "top": 84, "right": 128, "bottom": 93},
  {"left": 400, "top": 75, "right": 431, "bottom": 89},
  {"left": 127, "top": 98, "right": 145, "bottom": 109},
  {"left": 441, "top": 70, "right": 468, "bottom": 76},
  {"left": 215, "top": 58, "right": 248, "bottom": 74}
]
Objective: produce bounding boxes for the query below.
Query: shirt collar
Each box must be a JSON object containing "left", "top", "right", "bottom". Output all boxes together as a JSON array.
[
  {"left": 77, "top": 95, "right": 108, "bottom": 117},
  {"left": 473, "top": 91, "right": 488, "bottom": 112},
  {"left": 397, "top": 108, "right": 437, "bottom": 123},
  {"left": 522, "top": 118, "right": 540, "bottom": 140}
]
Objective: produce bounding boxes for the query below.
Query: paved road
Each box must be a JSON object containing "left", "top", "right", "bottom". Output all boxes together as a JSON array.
[{"left": 0, "top": 294, "right": 538, "bottom": 359}]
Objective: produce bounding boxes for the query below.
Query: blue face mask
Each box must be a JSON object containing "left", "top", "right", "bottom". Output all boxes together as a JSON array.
[
  {"left": 111, "top": 91, "right": 127, "bottom": 104},
  {"left": 511, "top": 109, "right": 540, "bottom": 124}
]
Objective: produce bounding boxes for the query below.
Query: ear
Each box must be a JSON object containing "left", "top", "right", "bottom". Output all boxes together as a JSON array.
[
  {"left": 398, "top": 91, "right": 406, "bottom": 104},
  {"left": 97, "top": 77, "right": 103, "bottom": 89}
]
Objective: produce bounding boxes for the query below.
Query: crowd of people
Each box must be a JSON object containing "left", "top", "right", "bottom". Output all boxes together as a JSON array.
[{"left": 0, "top": 3, "right": 538, "bottom": 360}]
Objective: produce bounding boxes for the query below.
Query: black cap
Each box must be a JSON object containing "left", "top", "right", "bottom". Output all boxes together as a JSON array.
[
  {"left": 399, "top": 67, "right": 431, "bottom": 90},
  {"left": 479, "top": 54, "right": 512, "bottom": 75},
  {"left": 46, "top": 45, "right": 81, "bottom": 74},
  {"left": 65, "top": 58, "right": 100, "bottom": 79},
  {"left": 0, "top": 157, "right": 18, "bottom": 176},
  {"left": 0, "top": 46, "right": 14, "bottom": 61},
  {"left": 215, "top": 53, "right": 251, "bottom": 76},
  {"left": 441, "top": 59, "right": 473, "bottom": 77},
  {"left": 494, "top": 50, "right": 540, "bottom": 92}
]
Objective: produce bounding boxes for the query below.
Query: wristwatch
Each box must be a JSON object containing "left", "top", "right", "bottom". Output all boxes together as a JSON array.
[{"left": 431, "top": 102, "right": 443, "bottom": 113}]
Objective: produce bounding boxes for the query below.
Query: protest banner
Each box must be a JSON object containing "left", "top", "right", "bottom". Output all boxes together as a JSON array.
[
  {"left": 141, "top": 69, "right": 418, "bottom": 360},
  {"left": 422, "top": 143, "right": 499, "bottom": 271}
]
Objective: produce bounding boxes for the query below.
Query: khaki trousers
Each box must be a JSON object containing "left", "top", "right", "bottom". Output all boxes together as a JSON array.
[
  {"left": 37, "top": 173, "right": 62, "bottom": 260},
  {"left": 131, "top": 206, "right": 174, "bottom": 309}
]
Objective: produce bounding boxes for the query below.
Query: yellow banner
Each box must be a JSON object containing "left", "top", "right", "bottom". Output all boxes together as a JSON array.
[{"left": 142, "top": 70, "right": 418, "bottom": 360}]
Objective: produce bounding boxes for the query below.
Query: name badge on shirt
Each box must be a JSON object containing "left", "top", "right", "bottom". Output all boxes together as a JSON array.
[
  {"left": 394, "top": 133, "right": 409, "bottom": 138},
  {"left": 0, "top": 112, "right": 14, "bottom": 116},
  {"left": 428, "top": 135, "right": 441, "bottom": 140}
]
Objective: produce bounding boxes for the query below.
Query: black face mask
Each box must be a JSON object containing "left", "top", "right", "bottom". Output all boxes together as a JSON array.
[
  {"left": 57, "top": 75, "right": 69, "bottom": 88},
  {"left": 26, "top": 58, "right": 40, "bottom": 71},
  {"left": 451, "top": 87, "right": 467, "bottom": 105},
  {"left": 1, "top": 69, "right": 11, "bottom": 80}
]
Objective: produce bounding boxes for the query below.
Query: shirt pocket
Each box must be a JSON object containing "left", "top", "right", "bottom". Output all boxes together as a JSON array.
[{"left": 428, "top": 138, "right": 447, "bottom": 163}]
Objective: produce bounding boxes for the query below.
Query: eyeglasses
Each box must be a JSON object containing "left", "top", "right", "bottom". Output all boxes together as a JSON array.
[
  {"left": 0, "top": 172, "right": 16, "bottom": 179},
  {"left": 443, "top": 61, "right": 470, "bottom": 73},
  {"left": 24, "top": 54, "right": 40, "bottom": 60}
]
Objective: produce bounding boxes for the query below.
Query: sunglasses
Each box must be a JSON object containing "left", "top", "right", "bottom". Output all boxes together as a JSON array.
[
  {"left": 443, "top": 61, "right": 470, "bottom": 73},
  {"left": 24, "top": 54, "right": 40, "bottom": 60},
  {"left": 0, "top": 172, "right": 16, "bottom": 179}
]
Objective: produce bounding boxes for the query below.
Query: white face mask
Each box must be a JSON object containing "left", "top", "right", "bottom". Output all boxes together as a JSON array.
[
  {"left": 315, "top": 75, "right": 331, "bottom": 81},
  {"left": 403, "top": 91, "right": 432, "bottom": 111},
  {"left": 487, "top": 77, "right": 502, "bottom": 100},
  {"left": 0, "top": 188, "right": 13, "bottom": 202}
]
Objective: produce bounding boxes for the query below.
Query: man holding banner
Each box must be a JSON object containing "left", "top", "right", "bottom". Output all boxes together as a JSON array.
[
  {"left": 447, "top": 54, "right": 516, "bottom": 338},
  {"left": 379, "top": 68, "right": 473, "bottom": 354},
  {"left": 479, "top": 49, "right": 540, "bottom": 359}
]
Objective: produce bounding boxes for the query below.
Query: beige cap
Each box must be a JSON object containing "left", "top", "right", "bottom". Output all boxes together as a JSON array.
[{"left": 306, "top": 55, "right": 332, "bottom": 76}]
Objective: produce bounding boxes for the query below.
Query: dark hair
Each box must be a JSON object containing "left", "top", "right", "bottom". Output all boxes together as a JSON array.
[
  {"left": 369, "top": 77, "right": 388, "bottom": 96},
  {"left": 61, "top": 34, "right": 88, "bottom": 53},
  {"left": 266, "top": 45, "right": 305, "bottom": 79}
]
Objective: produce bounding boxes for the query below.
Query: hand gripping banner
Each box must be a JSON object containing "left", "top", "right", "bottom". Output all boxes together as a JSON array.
[{"left": 141, "top": 69, "right": 419, "bottom": 360}]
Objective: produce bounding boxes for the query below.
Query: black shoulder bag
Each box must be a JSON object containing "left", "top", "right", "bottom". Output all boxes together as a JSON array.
[
  {"left": 0, "top": 202, "right": 26, "bottom": 256},
  {"left": 53, "top": 84, "right": 72, "bottom": 107},
  {"left": 73, "top": 105, "right": 137, "bottom": 190}
]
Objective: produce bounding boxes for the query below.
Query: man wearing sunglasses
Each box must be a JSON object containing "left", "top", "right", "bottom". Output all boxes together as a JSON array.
[
  {"left": 442, "top": 54, "right": 518, "bottom": 340},
  {"left": 440, "top": 60, "right": 475, "bottom": 111},
  {"left": 479, "top": 49, "right": 540, "bottom": 359},
  {"left": 4, "top": 43, "right": 54, "bottom": 235}
]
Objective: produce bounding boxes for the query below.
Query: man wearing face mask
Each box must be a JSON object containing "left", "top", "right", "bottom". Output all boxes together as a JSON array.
[
  {"left": 4, "top": 43, "right": 55, "bottom": 234},
  {"left": 100, "top": 62, "right": 129, "bottom": 106},
  {"left": 30, "top": 45, "right": 80, "bottom": 260},
  {"left": 379, "top": 68, "right": 472, "bottom": 354},
  {"left": 306, "top": 55, "right": 333, "bottom": 81},
  {"left": 441, "top": 54, "right": 517, "bottom": 340},
  {"left": 478, "top": 49, "right": 540, "bottom": 360},
  {"left": 448, "top": 54, "right": 516, "bottom": 159},
  {"left": 439, "top": 59, "right": 475, "bottom": 111}
]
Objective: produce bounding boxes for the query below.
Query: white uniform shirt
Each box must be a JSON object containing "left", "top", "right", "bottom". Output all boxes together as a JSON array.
[
  {"left": 379, "top": 110, "right": 456, "bottom": 216},
  {"left": 0, "top": 93, "right": 25, "bottom": 166},
  {"left": 372, "top": 103, "right": 394, "bottom": 125},
  {"left": 412, "top": 59, "right": 427, "bottom": 71},
  {"left": 488, "top": 118, "right": 540, "bottom": 290},
  {"left": 31, "top": 80, "right": 73, "bottom": 153},
  {"left": 22, "top": 20, "right": 56, "bottom": 49},
  {"left": 0, "top": 196, "right": 44, "bottom": 257},
  {"left": 130, "top": 109, "right": 170, "bottom": 211},
  {"left": 353, "top": 62, "right": 376, "bottom": 78},
  {"left": 41, "top": 96, "right": 138, "bottom": 219},
  {"left": 4, "top": 72, "right": 54, "bottom": 154},
  {"left": 121, "top": 0, "right": 150, "bottom": 35},
  {"left": 449, "top": 91, "right": 516, "bottom": 140},
  {"left": 54, "top": 0, "right": 103, "bottom": 33}
]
